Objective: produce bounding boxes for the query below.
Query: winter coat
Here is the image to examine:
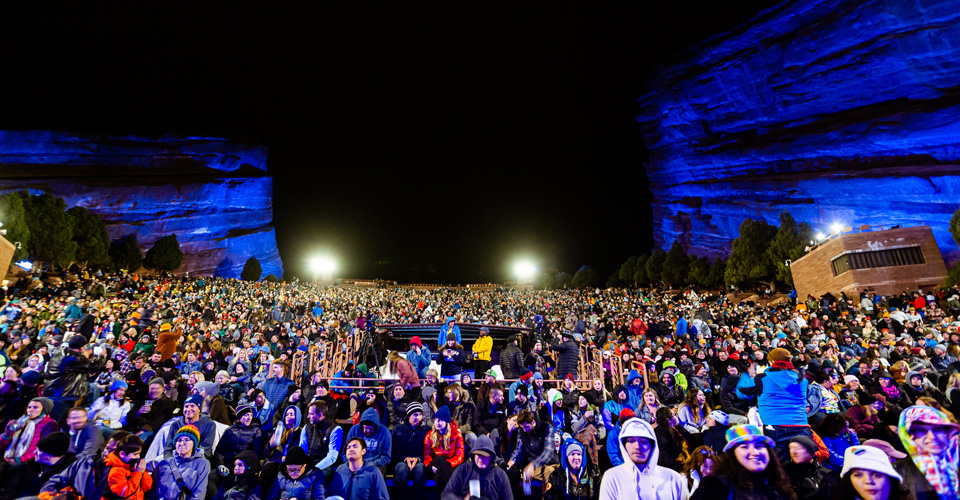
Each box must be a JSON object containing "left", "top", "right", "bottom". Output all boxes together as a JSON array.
[
  {"left": 424, "top": 421, "right": 465, "bottom": 468},
  {"left": 162, "top": 415, "right": 217, "bottom": 459},
  {"left": 43, "top": 348, "right": 104, "bottom": 400},
  {"left": 213, "top": 472, "right": 261, "bottom": 500},
  {"left": 257, "top": 376, "right": 296, "bottom": 415},
  {"left": 438, "top": 319, "right": 461, "bottom": 347},
  {"left": 154, "top": 453, "right": 210, "bottom": 500},
  {"left": 691, "top": 475, "right": 791, "bottom": 500},
  {"left": 391, "top": 420, "right": 428, "bottom": 462},
  {"left": 598, "top": 418, "right": 686, "bottom": 500},
  {"left": 624, "top": 370, "right": 644, "bottom": 410},
  {"left": 820, "top": 432, "right": 860, "bottom": 471},
  {"left": 552, "top": 337, "right": 580, "bottom": 380},
  {"left": 499, "top": 343, "right": 526, "bottom": 380},
  {"left": 545, "top": 438, "right": 598, "bottom": 500},
  {"left": 440, "top": 452, "right": 512, "bottom": 500},
  {"left": 394, "top": 358, "right": 420, "bottom": 389},
  {"left": 104, "top": 452, "right": 153, "bottom": 500},
  {"left": 720, "top": 374, "right": 748, "bottom": 416},
  {"left": 213, "top": 422, "right": 264, "bottom": 469},
  {"left": 39, "top": 455, "right": 110, "bottom": 499},
  {"left": 265, "top": 467, "right": 325, "bottom": 500},
  {"left": 845, "top": 406, "right": 879, "bottom": 437}
]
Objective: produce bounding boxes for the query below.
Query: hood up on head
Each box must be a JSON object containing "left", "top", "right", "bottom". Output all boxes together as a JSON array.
[{"left": 618, "top": 417, "right": 659, "bottom": 474}]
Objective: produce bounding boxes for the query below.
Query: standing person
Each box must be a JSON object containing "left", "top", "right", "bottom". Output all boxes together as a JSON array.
[
  {"left": 438, "top": 317, "right": 461, "bottom": 348},
  {"left": 690, "top": 425, "right": 796, "bottom": 500},
  {"left": 551, "top": 332, "right": 580, "bottom": 381},
  {"left": 598, "top": 417, "right": 687, "bottom": 500},
  {"left": 439, "top": 338, "right": 466, "bottom": 380},
  {"left": 424, "top": 405, "right": 464, "bottom": 494},
  {"left": 257, "top": 360, "right": 296, "bottom": 425},
  {"left": 500, "top": 336, "right": 527, "bottom": 381},
  {"left": 43, "top": 335, "right": 106, "bottom": 421},
  {"left": 737, "top": 348, "right": 811, "bottom": 463},
  {"left": 156, "top": 322, "right": 180, "bottom": 362},
  {"left": 406, "top": 337, "right": 432, "bottom": 379},
  {"left": 894, "top": 405, "right": 959, "bottom": 500},
  {"left": 839, "top": 445, "right": 912, "bottom": 500},
  {"left": 473, "top": 327, "right": 493, "bottom": 377},
  {"left": 328, "top": 437, "right": 390, "bottom": 500},
  {"left": 391, "top": 404, "right": 429, "bottom": 499},
  {"left": 154, "top": 425, "right": 211, "bottom": 500},
  {"left": 440, "top": 434, "right": 512, "bottom": 500}
]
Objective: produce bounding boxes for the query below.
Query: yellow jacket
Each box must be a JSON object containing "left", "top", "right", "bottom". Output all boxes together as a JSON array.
[{"left": 473, "top": 335, "right": 492, "bottom": 361}]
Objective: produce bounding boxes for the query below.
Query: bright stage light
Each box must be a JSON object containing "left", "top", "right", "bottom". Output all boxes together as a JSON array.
[
  {"left": 815, "top": 232, "right": 825, "bottom": 241},
  {"left": 309, "top": 257, "right": 336, "bottom": 276},
  {"left": 14, "top": 260, "right": 32, "bottom": 271},
  {"left": 514, "top": 262, "right": 536, "bottom": 280},
  {"left": 831, "top": 223, "right": 842, "bottom": 234}
]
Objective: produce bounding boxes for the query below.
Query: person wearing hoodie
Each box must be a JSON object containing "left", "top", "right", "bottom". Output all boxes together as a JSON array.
[
  {"left": 624, "top": 369, "right": 645, "bottom": 410},
  {"left": 737, "top": 347, "right": 810, "bottom": 463},
  {"left": 602, "top": 385, "right": 629, "bottom": 430},
  {"left": 439, "top": 337, "right": 467, "bottom": 379},
  {"left": 901, "top": 371, "right": 940, "bottom": 404},
  {"left": 438, "top": 317, "right": 461, "bottom": 347},
  {"left": 606, "top": 408, "right": 635, "bottom": 467},
  {"left": 544, "top": 437, "right": 599, "bottom": 500},
  {"left": 264, "top": 404, "right": 302, "bottom": 462},
  {"left": 599, "top": 417, "right": 687, "bottom": 500},
  {"left": 265, "top": 446, "right": 325, "bottom": 500},
  {"left": 663, "top": 360, "right": 689, "bottom": 391},
  {"left": 894, "top": 405, "right": 959, "bottom": 500},
  {"left": 406, "top": 337, "right": 432, "bottom": 379},
  {"left": 213, "top": 449, "right": 261, "bottom": 500},
  {"left": 440, "top": 434, "right": 512, "bottom": 500},
  {"left": 391, "top": 404, "right": 429, "bottom": 499},
  {"left": 213, "top": 405, "right": 265, "bottom": 474},
  {"left": 658, "top": 370, "right": 686, "bottom": 407},
  {"left": 154, "top": 424, "right": 210, "bottom": 500},
  {"left": 328, "top": 436, "right": 390, "bottom": 500},
  {"left": 343, "top": 407, "right": 392, "bottom": 474}
]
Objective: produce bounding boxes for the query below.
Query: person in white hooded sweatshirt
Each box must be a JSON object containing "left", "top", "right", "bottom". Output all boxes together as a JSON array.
[{"left": 598, "top": 417, "right": 688, "bottom": 500}]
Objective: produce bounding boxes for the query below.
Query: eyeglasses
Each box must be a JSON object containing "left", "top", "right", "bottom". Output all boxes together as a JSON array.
[{"left": 699, "top": 449, "right": 716, "bottom": 456}]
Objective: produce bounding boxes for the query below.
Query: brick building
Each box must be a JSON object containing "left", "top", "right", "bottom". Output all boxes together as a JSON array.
[{"left": 790, "top": 226, "right": 947, "bottom": 299}]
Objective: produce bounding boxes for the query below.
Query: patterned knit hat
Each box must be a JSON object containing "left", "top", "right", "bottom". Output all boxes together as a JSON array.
[
  {"left": 174, "top": 424, "right": 201, "bottom": 451},
  {"left": 723, "top": 425, "right": 775, "bottom": 452}
]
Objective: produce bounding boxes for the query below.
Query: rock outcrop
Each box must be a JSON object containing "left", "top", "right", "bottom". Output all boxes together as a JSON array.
[
  {"left": 637, "top": 0, "right": 960, "bottom": 264},
  {"left": 0, "top": 130, "right": 284, "bottom": 278}
]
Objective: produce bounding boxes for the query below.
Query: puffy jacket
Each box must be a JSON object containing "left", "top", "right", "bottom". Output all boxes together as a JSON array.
[
  {"left": 472, "top": 335, "right": 492, "bottom": 361},
  {"left": 265, "top": 467, "right": 325, "bottom": 500},
  {"left": 437, "top": 318, "right": 461, "bottom": 347},
  {"left": 499, "top": 343, "right": 526, "bottom": 380},
  {"left": 257, "top": 376, "right": 296, "bottom": 415},
  {"left": 213, "top": 422, "right": 264, "bottom": 469},
  {"left": 424, "top": 421, "right": 464, "bottom": 468},
  {"left": 551, "top": 337, "right": 580, "bottom": 380},
  {"left": 104, "top": 452, "right": 153, "bottom": 500},
  {"left": 624, "top": 371, "right": 644, "bottom": 409}
]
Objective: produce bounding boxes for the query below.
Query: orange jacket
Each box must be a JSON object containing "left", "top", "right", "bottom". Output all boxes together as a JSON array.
[{"left": 105, "top": 452, "right": 153, "bottom": 500}]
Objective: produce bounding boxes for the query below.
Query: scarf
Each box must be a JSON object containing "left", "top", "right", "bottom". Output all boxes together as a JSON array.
[
  {"left": 898, "top": 406, "right": 959, "bottom": 499},
  {"left": 771, "top": 360, "right": 794, "bottom": 370},
  {"left": 3, "top": 413, "right": 44, "bottom": 461},
  {"left": 881, "top": 383, "right": 900, "bottom": 400}
]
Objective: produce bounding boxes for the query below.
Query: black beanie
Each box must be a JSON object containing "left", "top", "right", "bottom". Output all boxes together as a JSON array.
[{"left": 37, "top": 431, "right": 70, "bottom": 457}]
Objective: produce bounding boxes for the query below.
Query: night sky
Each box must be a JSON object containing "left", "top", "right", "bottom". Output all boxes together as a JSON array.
[{"left": 0, "top": 2, "right": 779, "bottom": 283}]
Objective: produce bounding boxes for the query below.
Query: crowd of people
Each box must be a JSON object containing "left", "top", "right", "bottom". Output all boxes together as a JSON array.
[{"left": 0, "top": 271, "right": 956, "bottom": 500}]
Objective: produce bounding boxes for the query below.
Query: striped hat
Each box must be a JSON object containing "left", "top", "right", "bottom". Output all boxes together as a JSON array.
[
  {"left": 174, "top": 424, "right": 201, "bottom": 451},
  {"left": 723, "top": 425, "right": 775, "bottom": 452}
]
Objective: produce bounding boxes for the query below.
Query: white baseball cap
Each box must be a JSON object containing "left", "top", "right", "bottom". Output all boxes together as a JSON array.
[{"left": 840, "top": 445, "right": 902, "bottom": 482}]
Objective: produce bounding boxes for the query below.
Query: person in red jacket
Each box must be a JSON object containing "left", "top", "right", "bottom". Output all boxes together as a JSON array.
[
  {"left": 424, "top": 405, "right": 464, "bottom": 494},
  {"left": 105, "top": 434, "right": 153, "bottom": 500}
]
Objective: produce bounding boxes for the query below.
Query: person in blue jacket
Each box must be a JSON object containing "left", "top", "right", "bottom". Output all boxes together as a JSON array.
[
  {"left": 406, "top": 337, "right": 432, "bottom": 378},
  {"left": 606, "top": 408, "right": 636, "bottom": 467},
  {"left": 602, "top": 385, "right": 629, "bottom": 430},
  {"left": 737, "top": 347, "right": 810, "bottom": 463},
  {"left": 437, "top": 317, "right": 461, "bottom": 348},
  {"left": 343, "top": 408, "right": 392, "bottom": 474},
  {"left": 329, "top": 436, "right": 390, "bottom": 500},
  {"left": 625, "top": 369, "right": 644, "bottom": 410}
]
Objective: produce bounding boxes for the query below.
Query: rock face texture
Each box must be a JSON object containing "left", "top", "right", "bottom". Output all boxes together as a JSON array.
[
  {"left": 0, "top": 131, "right": 284, "bottom": 278},
  {"left": 637, "top": 0, "right": 960, "bottom": 264}
]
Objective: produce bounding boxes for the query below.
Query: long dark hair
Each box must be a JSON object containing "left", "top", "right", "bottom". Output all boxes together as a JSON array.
[
  {"left": 835, "top": 473, "right": 914, "bottom": 500},
  {"left": 817, "top": 413, "right": 848, "bottom": 438},
  {"left": 711, "top": 445, "right": 797, "bottom": 500}
]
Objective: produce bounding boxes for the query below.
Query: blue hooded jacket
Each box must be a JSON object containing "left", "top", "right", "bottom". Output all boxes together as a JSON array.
[
  {"left": 625, "top": 370, "right": 644, "bottom": 410},
  {"left": 438, "top": 317, "right": 461, "bottom": 346},
  {"left": 737, "top": 368, "right": 808, "bottom": 426},
  {"left": 343, "top": 408, "right": 392, "bottom": 467}
]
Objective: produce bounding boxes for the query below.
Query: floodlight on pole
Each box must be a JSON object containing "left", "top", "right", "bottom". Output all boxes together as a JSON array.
[
  {"left": 815, "top": 232, "right": 825, "bottom": 241},
  {"left": 831, "top": 222, "right": 843, "bottom": 235}
]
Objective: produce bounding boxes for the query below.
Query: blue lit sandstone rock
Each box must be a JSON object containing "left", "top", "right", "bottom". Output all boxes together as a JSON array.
[
  {"left": 637, "top": 0, "right": 960, "bottom": 263},
  {"left": 0, "top": 130, "right": 283, "bottom": 278}
]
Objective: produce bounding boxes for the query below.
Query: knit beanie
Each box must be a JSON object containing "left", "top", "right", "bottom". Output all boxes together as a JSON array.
[
  {"left": 37, "top": 431, "right": 70, "bottom": 456},
  {"left": 434, "top": 405, "right": 451, "bottom": 424},
  {"left": 405, "top": 403, "right": 424, "bottom": 418},
  {"left": 790, "top": 435, "right": 818, "bottom": 457},
  {"left": 174, "top": 424, "right": 200, "bottom": 451},
  {"left": 32, "top": 397, "right": 54, "bottom": 415},
  {"left": 67, "top": 335, "right": 87, "bottom": 350},
  {"left": 708, "top": 410, "right": 729, "bottom": 426},
  {"left": 184, "top": 394, "right": 204, "bottom": 409},
  {"left": 235, "top": 405, "right": 255, "bottom": 420},
  {"left": 148, "top": 377, "right": 165, "bottom": 387},
  {"left": 235, "top": 450, "right": 261, "bottom": 473},
  {"left": 109, "top": 379, "right": 129, "bottom": 393}
]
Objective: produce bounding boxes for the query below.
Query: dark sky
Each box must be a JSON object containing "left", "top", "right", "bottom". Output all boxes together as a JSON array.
[{"left": 0, "top": 2, "right": 779, "bottom": 283}]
